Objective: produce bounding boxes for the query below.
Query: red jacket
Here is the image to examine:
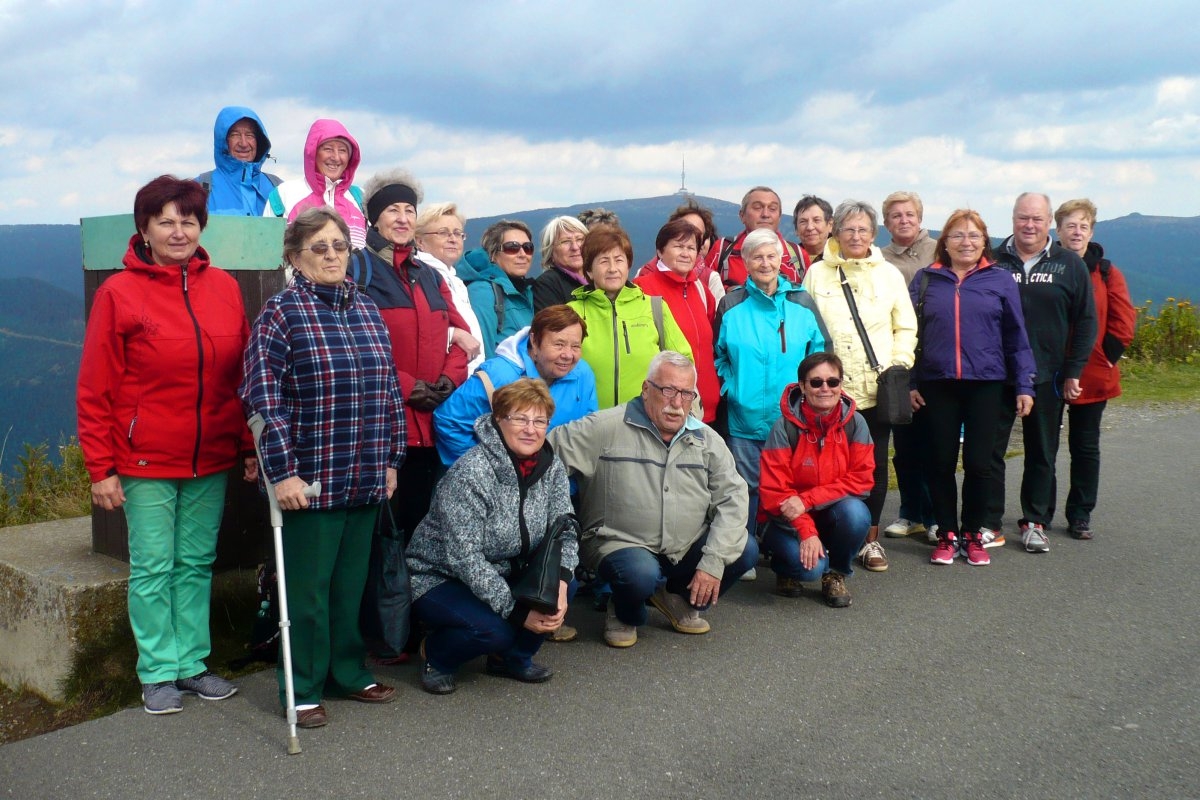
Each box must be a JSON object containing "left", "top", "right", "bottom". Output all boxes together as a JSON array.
[
  {"left": 77, "top": 236, "right": 250, "bottom": 482},
  {"left": 634, "top": 263, "right": 720, "bottom": 422},
  {"left": 351, "top": 233, "right": 469, "bottom": 448},
  {"left": 1072, "top": 244, "right": 1137, "bottom": 404},
  {"left": 704, "top": 229, "right": 807, "bottom": 288},
  {"left": 758, "top": 386, "right": 874, "bottom": 540}
]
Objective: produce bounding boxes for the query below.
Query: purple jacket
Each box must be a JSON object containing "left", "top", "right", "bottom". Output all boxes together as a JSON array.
[{"left": 910, "top": 260, "right": 1036, "bottom": 395}]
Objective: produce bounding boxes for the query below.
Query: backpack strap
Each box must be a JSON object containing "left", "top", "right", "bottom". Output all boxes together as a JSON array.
[
  {"left": 492, "top": 282, "right": 506, "bottom": 334},
  {"left": 475, "top": 370, "right": 496, "bottom": 406},
  {"left": 650, "top": 295, "right": 666, "bottom": 350},
  {"left": 914, "top": 271, "right": 931, "bottom": 366},
  {"left": 716, "top": 237, "right": 738, "bottom": 284},
  {"left": 348, "top": 184, "right": 365, "bottom": 212},
  {"left": 349, "top": 249, "right": 373, "bottom": 289}
]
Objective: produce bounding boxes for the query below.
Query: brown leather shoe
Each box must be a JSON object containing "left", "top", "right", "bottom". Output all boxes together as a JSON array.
[
  {"left": 347, "top": 683, "right": 396, "bottom": 703},
  {"left": 295, "top": 705, "right": 327, "bottom": 728}
]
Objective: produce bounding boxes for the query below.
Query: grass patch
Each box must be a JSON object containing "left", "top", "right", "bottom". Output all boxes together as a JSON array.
[{"left": 1114, "top": 359, "right": 1200, "bottom": 406}]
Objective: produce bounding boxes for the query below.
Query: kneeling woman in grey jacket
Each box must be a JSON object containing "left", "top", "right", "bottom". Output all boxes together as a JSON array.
[{"left": 406, "top": 378, "right": 578, "bottom": 694}]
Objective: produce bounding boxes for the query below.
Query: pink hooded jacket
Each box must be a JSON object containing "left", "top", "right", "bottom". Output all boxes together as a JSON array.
[{"left": 285, "top": 119, "right": 367, "bottom": 247}]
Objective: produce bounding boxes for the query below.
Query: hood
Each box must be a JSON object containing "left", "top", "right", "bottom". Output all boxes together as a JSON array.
[
  {"left": 213, "top": 106, "right": 271, "bottom": 171},
  {"left": 302, "top": 119, "right": 361, "bottom": 196},
  {"left": 494, "top": 327, "right": 530, "bottom": 370},
  {"left": 1081, "top": 240, "right": 1106, "bottom": 271},
  {"left": 455, "top": 248, "right": 494, "bottom": 283},
  {"left": 121, "top": 233, "right": 210, "bottom": 277},
  {"left": 651, "top": 258, "right": 702, "bottom": 285},
  {"left": 779, "top": 382, "right": 858, "bottom": 434},
  {"left": 821, "top": 239, "right": 887, "bottom": 270}
]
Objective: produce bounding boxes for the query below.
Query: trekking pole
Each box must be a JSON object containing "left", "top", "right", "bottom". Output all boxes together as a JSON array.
[{"left": 247, "top": 413, "right": 321, "bottom": 756}]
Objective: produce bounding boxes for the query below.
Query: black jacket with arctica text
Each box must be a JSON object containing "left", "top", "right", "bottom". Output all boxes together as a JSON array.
[{"left": 993, "top": 237, "right": 1097, "bottom": 383}]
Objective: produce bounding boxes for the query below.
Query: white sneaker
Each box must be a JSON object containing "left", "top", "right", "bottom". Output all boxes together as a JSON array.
[
  {"left": 884, "top": 518, "right": 926, "bottom": 538},
  {"left": 739, "top": 567, "right": 757, "bottom": 581},
  {"left": 979, "top": 527, "right": 1006, "bottom": 548},
  {"left": 925, "top": 524, "right": 940, "bottom": 544},
  {"left": 1021, "top": 522, "right": 1050, "bottom": 553},
  {"left": 603, "top": 607, "right": 637, "bottom": 648}
]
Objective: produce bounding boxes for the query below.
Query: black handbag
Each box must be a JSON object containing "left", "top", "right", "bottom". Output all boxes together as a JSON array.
[
  {"left": 838, "top": 266, "right": 912, "bottom": 425},
  {"left": 359, "top": 500, "right": 412, "bottom": 657},
  {"left": 508, "top": 514, "right": 579, "bottom": 615}
]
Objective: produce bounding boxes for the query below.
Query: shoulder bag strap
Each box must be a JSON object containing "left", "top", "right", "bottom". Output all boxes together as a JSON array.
[
  {"left": 838, "top": 266, "right": 881, "bottom": 373},
  {"left": 476, "top": 370, "right": 495, "bottom": 405}
]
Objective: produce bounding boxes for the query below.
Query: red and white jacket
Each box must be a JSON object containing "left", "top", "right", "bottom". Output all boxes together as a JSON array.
[
  {"left": 77, "top": 236, "right": 250, "bottom": 482},
  {"left": 758, "top": 386, "right": 874, "bottom": 540}
]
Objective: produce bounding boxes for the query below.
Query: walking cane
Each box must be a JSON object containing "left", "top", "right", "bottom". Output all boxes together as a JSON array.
[{"left": 247, "top": 413, "right": 321, "bottom": 756}]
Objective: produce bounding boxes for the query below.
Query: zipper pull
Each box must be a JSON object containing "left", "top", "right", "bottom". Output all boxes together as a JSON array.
[{"left": 181, "top": 264, "right": 189, "bottom": 293}]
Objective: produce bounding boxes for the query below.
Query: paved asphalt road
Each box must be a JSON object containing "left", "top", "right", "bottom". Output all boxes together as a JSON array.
[{"left": 2, "top": 406, "right": 1197, "bottom": 800}]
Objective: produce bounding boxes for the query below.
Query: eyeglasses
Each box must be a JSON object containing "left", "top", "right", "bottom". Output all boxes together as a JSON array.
[
  {"left": 424, "top": 228, "right": 466, "bottom": 241},
  {"left": 646, "top": 379, "right": 698, "bottom": 403},
  {"left": 301, "top": 240, "right": 351, "bottom": 255},
  {"left": 502, "top": 415, "right": 549, "bottom": 430},
  {"left": 501, "top": 241, "right": 535, "bottom": 255},
  {"left": 840, "top": 228, "right": 873, "bottom": 238},
  {"left": 947, "top": 232, "right": 985, "bottom": 243},
  {"left": 806, "top": 377, "right": 842, "bottom": 389}
]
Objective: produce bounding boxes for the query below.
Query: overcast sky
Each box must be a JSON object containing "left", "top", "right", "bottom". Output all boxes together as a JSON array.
[{"left": 1, "top": 0, "right": 1197, "bottom": 231}]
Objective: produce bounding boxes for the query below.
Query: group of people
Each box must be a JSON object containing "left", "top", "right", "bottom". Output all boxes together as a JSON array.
[{"left": 75, "top": 106, "right": 1135, "bottom": 729}]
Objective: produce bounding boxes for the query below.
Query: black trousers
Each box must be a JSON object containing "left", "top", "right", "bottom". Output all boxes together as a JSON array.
[
  {"left": 985, "top": 381, "right": 1065, "bottom": 529},
  {"left": 1066, "top": 400, "right": 1107, "bottom": 524},
  {"left": 920, "top": 380, "right": 1004, "bottom": 535},
  {"left": 388, "top": 446, "right": 441, "bottom": 545},
  {"left": 858, "top": 404, "right": 891, "bottom": 527}
]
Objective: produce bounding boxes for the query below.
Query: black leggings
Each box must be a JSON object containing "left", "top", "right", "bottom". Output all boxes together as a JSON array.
[{"left": 920, "top": 380, "right": 1004, "bottom": 534}]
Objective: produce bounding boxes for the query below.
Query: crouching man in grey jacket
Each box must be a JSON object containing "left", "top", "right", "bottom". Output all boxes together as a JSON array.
[{"left": 548, "top": 351, "right": 756, "bottom": 648}]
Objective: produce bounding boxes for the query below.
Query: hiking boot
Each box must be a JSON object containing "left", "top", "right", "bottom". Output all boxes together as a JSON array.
[
  {"left": 604, "top": 607, "right": 638, "bottom": 648},
  {"left": 142, "top": 681, "right": 183, "bottom": 715},
  {"left": 776, "top": 575, "right": 805, "bottom": 598},
  {"left": 821, "top": 572, "right": 852, "bottom": 608},
  {"left": 1021, "top": 521, "right": 1050, "bottom": 553},
  {"left": 979, "top": 527, "right": 1006, "bottom": 548},
  {"left": 884, "top": 518, "right": 926, "bottom": 538},
  {"left": 176, "top": 670, "right": 237, "bottom": 701},
  {"left": 547, "top": 624, "right": 578, "bottom": 643},
  {"left": 1069, "top": 520, "right": 1094, "bottom": 540},
  {"left": 650, "top": 588, "right": 710, "bottom": 634},
  {"left": 930, "top": 531, "right": 960, "bottom": 565},
  {"left": 962, "top": 532, "right": 991, "bottom": 566},
  {"left": 858, "top": 540, "right": 889, "bottom": 572},
  {"left": 926, "top": 524, "right": 940, "bottom": 544}
]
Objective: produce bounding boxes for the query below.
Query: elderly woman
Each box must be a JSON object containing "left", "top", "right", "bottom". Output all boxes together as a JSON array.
[
  {"left": 759, "top": 353, "right": 873, "bottom": 607},
  {"left": 714, "top": 228, "right": 828, "bottom": 544},
  {"left": 533, "top": 215, "right": 590, "bottom": 311},
  {"left": 414, "top": 202, "right": 485, "bottom": 370},
  {"left": 803, "top": 200, "right": 918, "bottom": 573},
  {"left": 792, "top": 195, "right": 833, "bottom": 266},
  {"left": 910, "top": 210, "right": 1036, "bottom": 566},
  {"left": 350, "top": 169, "right": 471, "bottom": 539},
  {"left": 196, "top": 106, "right": 280, "bottom": 216},
  {"left": 634, "top": 218, "right": 720, "bottom": 422},
  {"left": 78, "top": 175, "right": 251, "bottom": 714},
  {"left": 435, "top": 305, "right": 598, "bottom": 466},
  {"left": 241, "top": 208, "right": 406, "bottom": 729},
  {"left": 407, "top": 378, "right": 578, "bottom": 695},
  {"left": 1054, "top": 199, "right": 1137, "bottom": 541},
  {"left": 567, "top": 225, "right": 694, "bottom": 408},
  {"left": 265, "top": 119, "right": 367, "bottom": 248},
  {"left": 458, "top": 220, "right": 538, "bottom": 357}
]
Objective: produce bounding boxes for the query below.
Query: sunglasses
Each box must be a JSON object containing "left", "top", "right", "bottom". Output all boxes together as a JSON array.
[
  {"left": 806, "top": 377, "right": 842, "bottom": 389},
  {"left": 301, "top": 240, "right": 351, "bottom": 255},
  {"left": 501, "top": 241, "right": 535, "bottom": 255}
]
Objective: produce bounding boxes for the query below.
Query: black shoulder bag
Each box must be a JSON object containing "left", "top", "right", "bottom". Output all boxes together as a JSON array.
[
  {"left": 838, "top": 266, "right": 912, "bottom": 425},
  {"left": 508, "top": 514, "right": 579, "bottom": 614}
]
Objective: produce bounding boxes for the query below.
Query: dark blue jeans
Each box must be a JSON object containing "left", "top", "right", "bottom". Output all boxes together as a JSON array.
[
  {"left": 412, "top": 578, "right": 577, "bottom": 674},
  {"left": 597, "top": 532, "right": 759, "bottom": 627},
  {"left": 763, "top": 497, "right": 871, "bottom": 580}
]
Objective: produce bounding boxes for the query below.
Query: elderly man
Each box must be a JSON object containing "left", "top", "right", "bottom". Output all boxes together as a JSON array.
[
  {"left": 880, "top": 191, "right": 939, "bottom": 542},
  {"left": 708, "top": 186, "right": 807, "bottom": 289},
  {"left": 548, "top": 352, "right": 756, "bottom": 648},
  {"left": 196, "top": 106, "right": 281, "bottom": 216},
  {"left": 984, "top": 193, "right": 1097, "bottom": 553}
]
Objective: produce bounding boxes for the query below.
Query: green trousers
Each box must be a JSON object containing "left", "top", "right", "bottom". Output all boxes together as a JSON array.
[
  {"left": 278, "top": 505, "right": 377, "bottom": 707},
  {"left": 122, "top": 473, "right": 227, "bottom": 684}
]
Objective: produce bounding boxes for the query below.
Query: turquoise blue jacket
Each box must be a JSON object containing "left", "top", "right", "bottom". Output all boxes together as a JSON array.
[
  {"left": 433, "top": 327, "right": 598, "bottom": 466},
  {"left": 713, "top": 276, "right": 829, "bottom": 440},
  {"left": 458, "top": 248, "right": 535, "bottom": 358}
]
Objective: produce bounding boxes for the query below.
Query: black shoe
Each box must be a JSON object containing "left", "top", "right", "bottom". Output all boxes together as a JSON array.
[
  {"left": 1069, "top": 519, "right": 1094, "bottom": 540},
  {"left": 419, "top": 660, "right": 457, "bottom": 695},
  {"left": 485, "top": 658, "right": 554, "bottom": 683}
]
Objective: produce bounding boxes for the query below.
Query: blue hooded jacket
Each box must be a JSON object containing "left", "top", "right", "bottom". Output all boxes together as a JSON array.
[
  {"left": 433, "top": 326, "right": 598, "bottom": 466},
  {"left": 458, "top": 248, "right": 535, "bottom": 358},
  {"left": 199, "top": 106, "right": 279, "bottom": 216}
]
